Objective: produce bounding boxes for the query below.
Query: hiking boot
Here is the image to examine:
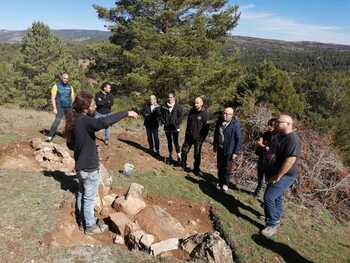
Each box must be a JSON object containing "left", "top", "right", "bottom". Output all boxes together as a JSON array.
[
  {"left": 222, "top": 185, "right": 229, "bottom": 192},
  {"left": 261, "top": 225, "right": 279, "bottom": 237}
]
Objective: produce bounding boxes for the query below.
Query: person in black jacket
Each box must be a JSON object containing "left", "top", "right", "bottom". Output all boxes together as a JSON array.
[
  {"left": 161, "top": 92, "right": 183, "bottom": 163},
  {"left": 65, "top": 91, "right": 138, "bottom": 235},
  {"left": 254, "top": 118, "right": 278, "bottom": 197},
  {"left": 213, "top": 107, "right": 242, "bottom": 192},
  {"left": 95, "top": 82, "right": 114, "bottom": 145},
  {"left": 142, "top": 95, "right": 161, "bottom": 155},
  {"left": 181, "top": 96, "right": 209, "bottom": 175}
]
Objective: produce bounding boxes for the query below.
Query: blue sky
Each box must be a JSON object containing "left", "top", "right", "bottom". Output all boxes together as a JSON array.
[{"left": 0, "top": 0, "right": 349, "bottom": 45}]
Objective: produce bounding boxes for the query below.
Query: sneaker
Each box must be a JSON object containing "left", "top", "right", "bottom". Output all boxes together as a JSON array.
[
  {"left": 85, "top": 222, "right": 109, "bottom": 235},
  {"left": 216, "top": 183, "right": 221, "bottom": 190},
  {"left": 222, "top": 185, "right": 229, "bottom": 192},
  {"left": 261, "top": 225, "right": 279, "bottom": 237},
  {"left": 104, "top": 139, "right": 109, "bottom": 146},
  {"left": 85, "top": 225, "right": 102, "bottom": 235},
  {"left": 177, "top": 153, "right": 182, "bottom": 162},
  {"left": 45, "top": 136, "right": 53, "bottom": 142}
]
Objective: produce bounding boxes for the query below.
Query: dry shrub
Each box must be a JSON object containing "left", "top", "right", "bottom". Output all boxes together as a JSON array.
[{"left": 236, "top": 105, "right": 350, "bottom": 221}]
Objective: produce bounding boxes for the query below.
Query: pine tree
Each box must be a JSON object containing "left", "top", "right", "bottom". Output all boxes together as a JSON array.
[
  {"left": 92, "top": 0, "right": 241, "bottom": 104},
  {"left": 17, "top": 22, "right": 81, "bottom": 109}
]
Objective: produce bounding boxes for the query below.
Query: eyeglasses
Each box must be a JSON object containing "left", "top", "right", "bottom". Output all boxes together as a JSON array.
[{"left": 277, "top": 120, "right": 289, "bottom": 124}]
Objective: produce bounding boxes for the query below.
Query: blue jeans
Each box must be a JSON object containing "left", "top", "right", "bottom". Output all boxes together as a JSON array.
[
  {"left": 95, "top": 112, "right": 111, "bottom": 141},
  {"left": 264, "top": 175, "right": 296, "bottom": 226},
  {"left": 146, "top": 127, "right": 160, "bottom": 152},
  {"left": 76, "top": 169, "right": 100, "bottom": 228}
]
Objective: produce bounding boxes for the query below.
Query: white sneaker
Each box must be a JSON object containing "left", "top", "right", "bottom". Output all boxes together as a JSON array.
[
  {"left": 261, "top": 225, "right": 279, "bottom": 237},
  {"left": 177, "top": 152, "right": 182, "bottom": 161},
  {"left": 45, "top": 136, "right": 52, "bottom": 142},
  {"left": 216, "top": 183, "right": 221, "bottom": 190},
  {"left": 222, "top": 185, "right": 229, "bottom": 192}
]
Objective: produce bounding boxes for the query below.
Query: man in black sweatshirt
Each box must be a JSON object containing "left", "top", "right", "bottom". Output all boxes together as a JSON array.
[
  {"left": 95, "top": 82, "right": 114, "bottom": 145},
  {"left": 66, "top": 91, "right": 138, "bottom": 235},
  {"left": 181, "top": 97, "right": 209, "bottom": 175}
]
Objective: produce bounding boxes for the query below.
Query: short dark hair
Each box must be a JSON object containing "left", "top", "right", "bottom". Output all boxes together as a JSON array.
[
  {"left": 168, "top": 91, "right": 176, "bottom": 97},
  {"left": 268, "top": 118, "right": 278, "bottom": 126},
  {"left": 101, "top": 82, "right": 112, "bottom": 90}
]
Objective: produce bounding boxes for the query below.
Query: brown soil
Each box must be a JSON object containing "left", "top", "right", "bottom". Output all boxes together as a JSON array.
[
  {"left": 0, "top": 141, "right": 41, "bottom": 172},
  {"left": 2, "top": 126, "right": 216, "bottom": 260},
  {"left": 43, "top": 190, "right": 213, "bottom": 260}
]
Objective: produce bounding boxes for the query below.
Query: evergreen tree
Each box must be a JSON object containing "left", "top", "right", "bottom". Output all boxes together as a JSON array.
[
  {"left": 240, "top": 61, "right": 305, "bottom": 116},
  {"left": 92, "top": 0, "right": 241, "bottom": 103},
  {"left": 17, "top": 22, "right": 81, "bottom": 109}
]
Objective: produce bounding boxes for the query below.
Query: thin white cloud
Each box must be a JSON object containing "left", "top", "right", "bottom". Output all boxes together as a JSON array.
[
  {"left": 235, "top": 4, "right": 350, "bottom": 45},
  {"left": 239, "top": 4, "right": 256, "bottom": 11}
]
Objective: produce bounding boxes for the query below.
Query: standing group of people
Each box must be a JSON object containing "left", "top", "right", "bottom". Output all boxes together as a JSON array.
[
  {"left": 46, "top": 72, "right": 301, "bottom": 238},
  {"left": 142, "top": 92, "right": 243, "bottom": 192}
]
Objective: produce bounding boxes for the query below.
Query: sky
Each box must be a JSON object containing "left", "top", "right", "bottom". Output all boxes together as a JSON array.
[{"left": 0, "top": 0, "right": 349, "bottom": 45}]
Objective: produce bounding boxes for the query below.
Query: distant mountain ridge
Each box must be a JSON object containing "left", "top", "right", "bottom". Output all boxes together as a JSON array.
[
  {"left": 0, "top": 29, "right": 112, "bottom": 43},
  {"left": 1, "top": 29, "right": 350, "bottom": 53}
]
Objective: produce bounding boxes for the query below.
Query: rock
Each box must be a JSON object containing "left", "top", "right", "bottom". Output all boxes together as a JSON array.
[
  {"left": 135, "top": 205, "right": 186, "bottom": 241},
  {"left": 100, "top": 163, "right": 112, "bottom": 188},
  {"left": 124, "top": 221, "right": 142, "bottom": 237},
  {"left": 31, "top": 138, "right": 74, "bottom": 173},
  {"left": 113, "top": 195, "right": 146, "bottom": 216},
  {"left": 126, "top": 183, "right": 144, "bottom": 199},
  {"left": 113, "top": 234, "right": 125, "bottom": 245},
  {"left": 103, "top": 194, "right": 117, "bottom": 207},
  {"left": 180, "top": 231, "right": 233, "bottom": 263},
  {"left": 140, "top": 233, "right": 155, "bottom": 249},
  {"left": 123, "top": 162, "right": 135, "bottom": 176},
  {"left": 150, "top": 238, "right": 179, "bottom": 256},
  {"left": 127, "top": 229, "right": 146, "bottom": 249},
  {"left": 109, "top": 212, "right": 131, "bottom": 235}
]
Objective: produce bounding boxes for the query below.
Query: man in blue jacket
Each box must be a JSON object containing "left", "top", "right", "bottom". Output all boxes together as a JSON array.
[
  {"left": 213, "top": 107, "right": 242, "bottom": 192},
  {"left": 46, "top": 72, "right": 74, "bottom": 142}
]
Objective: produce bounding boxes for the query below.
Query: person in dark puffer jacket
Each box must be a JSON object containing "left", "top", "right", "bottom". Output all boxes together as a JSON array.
[
  {"left": 95, "top": 82, "right": 114, "bottom": 145},
  {"left": 181, "top": 96, "right": 209, "bottom": 175},
  {"left": 161, "top": 92, "right": 183, "bottom": 163},
  {"left": 142, "top": 95, "right": 161, "bottom": 155}
]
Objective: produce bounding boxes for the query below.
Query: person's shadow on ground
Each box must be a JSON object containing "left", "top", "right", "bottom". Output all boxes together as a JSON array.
[
  {"left": 42, "top": 170, "right": 78, "bottom": 194},
  {"left": 252, "top": 234, "right": 314, "bottom": 263},
  {"left": 118, "top": 138, "right": 168, "bottom": 163},
  {"left": 185, "top": 175, "right": 265, "bottom": 230}
]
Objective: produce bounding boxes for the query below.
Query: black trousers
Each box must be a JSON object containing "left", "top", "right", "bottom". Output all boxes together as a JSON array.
[
  {"left": 217, "top": 148, "right": 234, "bottom": 186},
  {"left": 254, "top": 159, "right": 266, "bottom": 194},
  {"left": 165, "top": 131, "right": 180, "bottom": 156},
  {"left": 146, "top": 127, "right": 160, "bottom": 152},
  {"left": 181, "top": 136, "right": 203, "bottom": 173}
]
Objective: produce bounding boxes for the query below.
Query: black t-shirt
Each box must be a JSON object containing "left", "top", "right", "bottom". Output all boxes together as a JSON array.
[
  {"left": 272, "top": 132, "right": 301, "bottom": 177},
  {"left": 256, "top": 131, "right": 273, "bottom": 157}
]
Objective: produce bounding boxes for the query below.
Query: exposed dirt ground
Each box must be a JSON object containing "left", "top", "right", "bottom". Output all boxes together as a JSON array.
[{"left": 0, "top": 120, "right": 215, "bottom": 262}]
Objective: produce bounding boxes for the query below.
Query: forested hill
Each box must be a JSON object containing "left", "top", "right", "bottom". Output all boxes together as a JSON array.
[
  {"left": 0, "top": 29, "right": 112, "bottom": 43},
  {"left": 225, "top": 36, "right": 350, "bottom": 72}
]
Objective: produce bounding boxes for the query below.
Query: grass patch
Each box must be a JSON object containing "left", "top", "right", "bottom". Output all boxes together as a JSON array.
[{"left": 0, "top": 131, "right": 17, "bottom": 144}]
